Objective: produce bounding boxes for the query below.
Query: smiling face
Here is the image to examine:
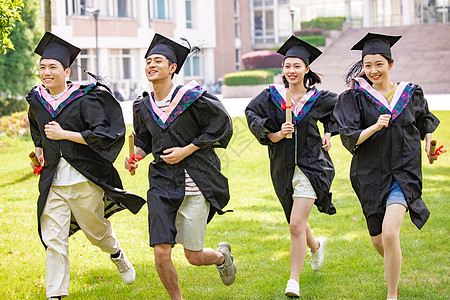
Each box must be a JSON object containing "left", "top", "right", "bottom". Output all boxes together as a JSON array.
[
  {"left": 145, "top": 54, "right": 177, "bottom": 83},
  {"left": 39, "top": 59, "right": 70, "bottom": 95},
  {"left": 362, "top": 54, "right": 393, "bottom": 86},
  {"left": 282, "top": 57, "right": 309, "bottom": 88}
]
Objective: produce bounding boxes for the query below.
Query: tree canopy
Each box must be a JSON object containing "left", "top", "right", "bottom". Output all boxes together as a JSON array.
[
  {"left": 0, "top": 0, "right": 42, "bottom": 99},
  {"left": 0, "top": 0, "right": 24, "bottom": 54}
]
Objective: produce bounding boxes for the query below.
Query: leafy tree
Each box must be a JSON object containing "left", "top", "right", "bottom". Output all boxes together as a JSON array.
[
  {"left": 0, "top": 0, "right": 42, "bottom": 99},
  {"left": 0, "top": 0, "right": 24, "bottom": 53}
]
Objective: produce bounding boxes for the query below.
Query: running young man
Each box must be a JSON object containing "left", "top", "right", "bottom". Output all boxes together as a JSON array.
[
  {"left": 27, "top": 32, "right": 145, "bottom": 300},
  {"left": 125, "top": 33, "right": 236, "bottom": 300}
]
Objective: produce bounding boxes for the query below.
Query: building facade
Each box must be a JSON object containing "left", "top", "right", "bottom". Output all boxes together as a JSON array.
[
  {"left": 41, "top": 0, "right": 245, "bottom": 98},
  {"left": 250, "top": 0, "right": 450, "bottom": 50}
]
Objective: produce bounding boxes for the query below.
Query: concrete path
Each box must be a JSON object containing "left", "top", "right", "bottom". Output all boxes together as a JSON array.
[{"left": 120, "top": 93, "right": 449, "bottom": 125}]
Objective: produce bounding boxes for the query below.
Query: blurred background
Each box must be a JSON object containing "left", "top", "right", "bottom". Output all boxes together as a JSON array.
[{"left": 1, "top": 0, "right": 449, "bottom": 114}]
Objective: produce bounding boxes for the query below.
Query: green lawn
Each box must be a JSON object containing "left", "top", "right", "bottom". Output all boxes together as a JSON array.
[{"left": 0, "top": 113, "right": 449, "bottom": 299}]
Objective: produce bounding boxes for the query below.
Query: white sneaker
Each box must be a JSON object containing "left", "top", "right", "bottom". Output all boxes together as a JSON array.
[
  {"left": 311, "top": 237, "right": 326, "bottom": 271},
  {"left": 284, "top": 279, "right": 300, "bottom": 297},
  {"left": 110, "top": 250, "right": 136, "bottom": 285}
]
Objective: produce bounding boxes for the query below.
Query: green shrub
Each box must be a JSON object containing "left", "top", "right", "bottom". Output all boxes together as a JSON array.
[
  {"left": 0, "top": 98, "right": 28, "bottom": 117},
  {"left": 270, "top": 35, "right": 326, "bottom": 49},
  {"left": 301, "top": 16, "right": 346, "bottom": 31},
  {"left": 0, "top": 111, "right": 29, "bottom": 137},
  {"left": 299, "top": 35, "right": 326, "bottom": 47},
  {"left": 224, "top": 70, "right": 274, "bottom": 86}
]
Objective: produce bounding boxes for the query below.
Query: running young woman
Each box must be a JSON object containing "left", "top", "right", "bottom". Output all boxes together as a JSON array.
[
  {"left": 333, "top": 33, "right": 440, "bottom": 300},
  {"left": 245, "top": 35, "right": 338, "bottom": 297}
]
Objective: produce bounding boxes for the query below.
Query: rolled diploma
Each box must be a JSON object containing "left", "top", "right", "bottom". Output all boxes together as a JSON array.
[
  {"left": 29, "top": 151, "right": 40, "bottom": 166},
  {"left": 429, "top": 140, "right": 436, "bottom": 164},
  {"left": 129, "top": 134, "right": 136, "bottom": 175},
  {"left": 286, "top": 91, "right": 292, "bottom": 139}
]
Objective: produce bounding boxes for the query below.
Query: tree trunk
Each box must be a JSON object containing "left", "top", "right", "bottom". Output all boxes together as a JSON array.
[{"left": 44, "top": 0, "right": 51, "bottom": 32}]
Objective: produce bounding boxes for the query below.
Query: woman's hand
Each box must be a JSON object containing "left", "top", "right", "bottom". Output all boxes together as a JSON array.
[{"left": 322, "top": 132, "right": 331, "bottom": 151}]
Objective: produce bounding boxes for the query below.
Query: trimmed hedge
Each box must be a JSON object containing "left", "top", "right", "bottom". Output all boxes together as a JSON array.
[
  {"left": 224, "top": 70, "right": 274, "bottom": 86},
  {"left": 300, "top": 35, "right": 326, "bottom": 47},
  {"left": 301, "top": 17, "right": 346, "bottom": 31},
  {"left": 242, "top": 50, "right": 284, "bottom": 70},
  {"left": 270, "top": 35, "right": 326, "bottom": 49}
]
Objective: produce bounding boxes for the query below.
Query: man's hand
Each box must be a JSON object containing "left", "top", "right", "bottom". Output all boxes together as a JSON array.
[
  {"left": 44, "top": 121, "right": 66, "bottom": 140},
  {"left": 160, "top": 144, "right": 200, "bottom": 165}
]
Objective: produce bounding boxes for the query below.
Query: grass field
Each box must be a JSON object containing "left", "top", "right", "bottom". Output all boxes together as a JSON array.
[{"left": 0, "top": 113, "right": 449, "bottom": 299}]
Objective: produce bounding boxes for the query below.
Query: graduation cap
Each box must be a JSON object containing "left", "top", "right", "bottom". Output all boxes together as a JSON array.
[
  {"left": 351, "top": 32, "right": 401, "bottom": 58},
  {"left": 277, "top": 35, "right": 322, "bottom": 66},
  {"left": 34, "top": 32, "right": 81, "bottom": 68},
  {"left": 144, "top": 33, "right": 190, "bottom": 74}
]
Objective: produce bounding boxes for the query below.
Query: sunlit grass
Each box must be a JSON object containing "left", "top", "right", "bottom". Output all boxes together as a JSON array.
[{"left": 0, "top": 112, "right": 448, "bottom": 299}]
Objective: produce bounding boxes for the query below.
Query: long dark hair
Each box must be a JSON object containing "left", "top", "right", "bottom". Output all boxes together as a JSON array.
[
  {"left": 344, "top": 54, "right": 394, "bottom": 85},
  {"left": 281, "top": 60, "right": 322, "bottom": 89}
]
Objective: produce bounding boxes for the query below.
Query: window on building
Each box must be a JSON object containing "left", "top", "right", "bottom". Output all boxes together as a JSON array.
[
  {"left": 117, "top": 0, "right": 130, "bottom": 18},
  {"left": 66, "top": 0, "right": 133, "bottom": 18},
  {"left": 252, "top": 1, "right": 275, "bottom": 44},
  {"left": 234, "top": 0, "right": 240, "bottom": 38},
  {"left": 109, "top": 49, "right": 134, "bottom": 80},
  {"left": 184, "top": 55, "right": 201, "bottom": 78},
  {"left": 153, "top": 0, "right": 171, "bottom": 19},
  {"left": 186, "top": 0, "right": 193, "bottom": 28},
  {"left": 70, "top": 49, "right": 94, "bottom": 82}
]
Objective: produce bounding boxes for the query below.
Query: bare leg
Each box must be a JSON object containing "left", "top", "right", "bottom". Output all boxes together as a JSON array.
[
  {"left": 184, "top": 248, "right": 224, "bottom": 266},
  {"left": 306, "top": 222, "right": 320, "bottom": 253},
  {"left": 371, "top": 234, "right": 384, "bottom": 257},
  {"left": 154, "top": 244, "right": 182, "bottom": 300},
  {"left": 289, "top": 197, "right": 315, "bottom": 282},
  {"left": 382, "top": 204, "right": 406, "bottom": 300}
]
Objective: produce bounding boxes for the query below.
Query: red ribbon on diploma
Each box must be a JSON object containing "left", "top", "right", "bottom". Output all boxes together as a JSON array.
[
  {"left": 433, "top": 145, "right": 446, "bottom": 156},
  {"left": 33, "top": 157, "right": 44, "bottom": 175},
  {"left": 128, "top": 155, "right": 143, "bottom": 173},
  {"left": 281, "top": 102, "right": 294, "bottom": 109}
]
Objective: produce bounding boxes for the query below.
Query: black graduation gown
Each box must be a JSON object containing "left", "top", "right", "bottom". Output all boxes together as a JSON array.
[
  {"left": 27, "top": 82, "right": 146, "bottom": 247},
  {"left": 333, "top": 79, "right": 439, "bottom": 236},
  {"left": 245, "top": 85, "right": 338, "bottom": 223},
  {"left": 132, "top": 83, "right": 233, "bottom": 247}
]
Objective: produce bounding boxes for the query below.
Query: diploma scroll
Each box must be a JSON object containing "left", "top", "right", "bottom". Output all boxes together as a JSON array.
[
  {"left": 129, "top": 134, "right": 136, "bottom": 175},
  {"left": 286, "top": 91, "right": 292, "bottom": 139},
  {"left": 29, "top": 151, "right": 40, "bottom": 166},
  {"left": 429, "top": 140, "right": 436, "bottom": 164}
]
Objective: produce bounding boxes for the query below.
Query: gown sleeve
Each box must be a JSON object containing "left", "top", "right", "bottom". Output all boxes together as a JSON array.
[
  {"left": 79, "top": 84, "right": 126, "bottom": 163},
  {"left": 333, "top": 89, "right": 364, "bottom": 154},
  {"left": 132, "top": 96, "right": 153, "bottom": 155},
  {"left": 190, "top": 92, "right": 233, "bottom": 149},
  {"left": 318, "top": 90, "right": 339, "bottom": 136},
  {"left": 412, "top": 85, "right": 440, "bottom": 140},
  {"left": 245, "top": 89, "right": 279, "bottom": 146}
]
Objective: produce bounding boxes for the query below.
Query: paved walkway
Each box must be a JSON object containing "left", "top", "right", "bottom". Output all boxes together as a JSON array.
[{"left": 120, "top": 93, "right": 449, "bottom": 125}]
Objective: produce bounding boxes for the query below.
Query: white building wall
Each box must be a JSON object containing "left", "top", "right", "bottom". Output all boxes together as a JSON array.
[{"left": 40, "top": 0, "right": 217, "bottom": 98}]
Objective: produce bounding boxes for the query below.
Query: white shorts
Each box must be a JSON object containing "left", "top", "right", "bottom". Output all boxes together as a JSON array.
[
  {"left": 175, "top": 194, "right": 210, "bottom": 251},
  {"left": 292, "top": 166, "right": 317, "bottom": 199}
]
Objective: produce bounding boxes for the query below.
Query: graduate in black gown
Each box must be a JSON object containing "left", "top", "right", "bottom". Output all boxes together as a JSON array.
[
  {"left": 245, "top": 36, "right": 338, "bottom": 297},
  {"left": 124, "top": 33, "right": 236, "bottom": 300},
  {"left": 333, "top": 33, "right": 440, "bottom": 300},
  {"left": 27, "top": 32, "right": 145, "bottom": 300}
]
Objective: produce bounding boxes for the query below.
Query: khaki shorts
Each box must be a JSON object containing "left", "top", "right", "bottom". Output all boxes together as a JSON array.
[
  {"left": 292, "top": 166, "right": 317, "bottom": 199},
  {"left": 175, "top": 194, "right": 210, "bottom": 251}
]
